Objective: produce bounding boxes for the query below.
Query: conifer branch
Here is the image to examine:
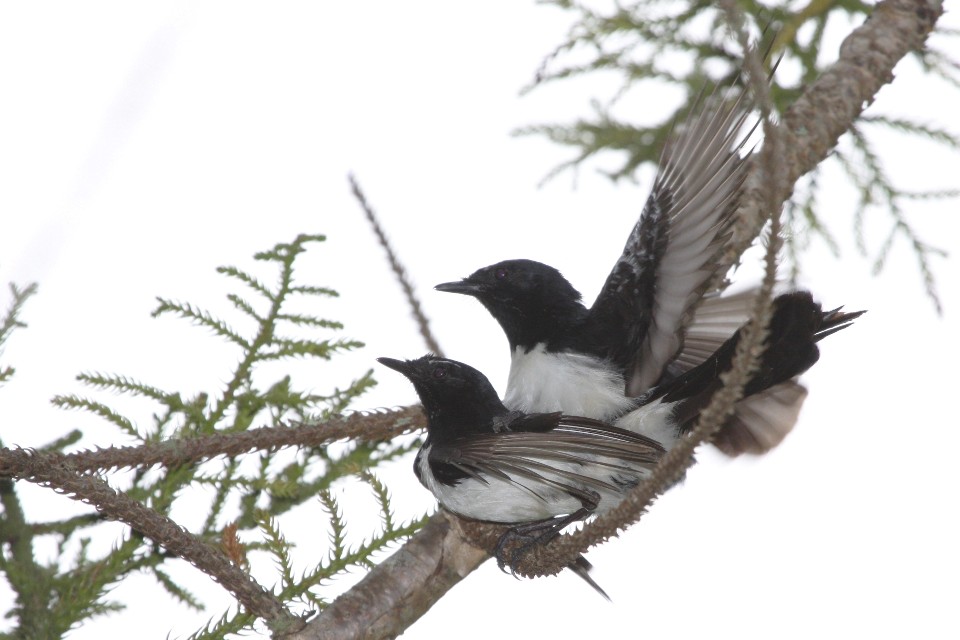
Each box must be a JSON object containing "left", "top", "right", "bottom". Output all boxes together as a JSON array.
[
  {"left": 2, "top": 236, "right": 398, "bottom": 636},
  {"left": 0, "top": 477, "right": 56, "bottom": 636},
  {"left": 4, "top": 406, "right": 424, "bottom": 473},
  {"left": 200, "top": 234, "right": 329, "bottom": 429},
  {"left": 0, "top": 282, "right": 38, "bottom": 385},
  {"left": 0, "top": 449, "right": 299, "bottom": 634},
  {"left": 722, "top": 0, "right": 944, "bottom": 268}
]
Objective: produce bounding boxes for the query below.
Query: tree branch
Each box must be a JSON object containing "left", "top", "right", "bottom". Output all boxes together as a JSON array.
[
  {"left": 288, "top": 511, "right": 492, "bottom": 640},
  {"left": 0, "top": 449, "right": 300, "bottom": 635},
  {"left": 0, "top": 406, "right": 423, "bottom": 475},
  {"left": 724, "top": 0, "right": 944, "bottom": 264}
]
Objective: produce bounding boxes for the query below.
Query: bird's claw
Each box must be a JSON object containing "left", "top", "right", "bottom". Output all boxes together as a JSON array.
[{"left": 493, "top": 520, "right": 561, "bottom": 575}]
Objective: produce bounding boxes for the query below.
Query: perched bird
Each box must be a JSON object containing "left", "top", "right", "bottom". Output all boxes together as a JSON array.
[
  {"left": 435, "top": 77, "right": 857, "bottom": 454},
  {"left": 377, "top": 353, "right": 665, "bottom": 591},
  {"left": 377, "top": 355, "right": 665, "bottom": 526},
  {"left": 377, "top": 296, "right": 860, "bottom": 577}
]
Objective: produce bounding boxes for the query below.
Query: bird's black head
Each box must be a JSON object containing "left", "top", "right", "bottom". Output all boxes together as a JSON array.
[
  {"left": 377, "top": 354, "right": 508, "bottom": 440},
  {"left": 435, "top": 259, "right": 587, "bottom": 351}
]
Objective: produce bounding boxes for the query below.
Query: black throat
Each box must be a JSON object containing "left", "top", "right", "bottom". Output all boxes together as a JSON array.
[{"left": 481, "top": 295, "right": 590, "bottom": 354}]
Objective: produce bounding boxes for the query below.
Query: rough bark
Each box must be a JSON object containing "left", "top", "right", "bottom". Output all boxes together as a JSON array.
[{"left": 286, "top": 512, "right": 495, "bottom": 640}]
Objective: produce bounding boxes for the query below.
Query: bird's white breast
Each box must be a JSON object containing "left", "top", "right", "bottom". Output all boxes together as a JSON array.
[{"left": 503, "top": 344, "right": 636, "bottom": 419}]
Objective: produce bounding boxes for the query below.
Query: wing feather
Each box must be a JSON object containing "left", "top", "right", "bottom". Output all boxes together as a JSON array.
[
  {"left": 429, "top": 416, "right": 665, "bottom": 508},
  {"left": 589, "top": 85, "right": 757, "bottom": 397},
  {"left": 663, "top": 286, "right": 758, "bottom": 378}
]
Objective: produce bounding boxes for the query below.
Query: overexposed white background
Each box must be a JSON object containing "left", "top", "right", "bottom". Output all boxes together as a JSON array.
[{"left": 1, "top": 2, "right": 958, "bottom": 638}]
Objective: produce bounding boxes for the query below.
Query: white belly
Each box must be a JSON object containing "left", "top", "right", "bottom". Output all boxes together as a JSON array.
[
  {"left": 615, "top": 399, "right": 680, "bottom": 448},
  {"left": 415, "top": 443, "right": 645, "bottom": 522},
  {"left": 502, "top": 344, "right": 636, "bottom": 419},
  {"left": 415, "top": 444, "right": 581, "bottom": 521}
]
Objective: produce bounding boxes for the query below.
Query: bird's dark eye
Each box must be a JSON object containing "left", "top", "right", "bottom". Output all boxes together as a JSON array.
[
  {"left": 432, "top": 366, "right": 448, "bottom": 380},
  {"left": 494, "top": 267, "right": 508, "bottom": 280}
]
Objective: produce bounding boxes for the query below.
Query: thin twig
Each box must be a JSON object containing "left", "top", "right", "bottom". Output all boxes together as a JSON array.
[{"left": 349, "top": 173, "right": 445, "bottom": 356}]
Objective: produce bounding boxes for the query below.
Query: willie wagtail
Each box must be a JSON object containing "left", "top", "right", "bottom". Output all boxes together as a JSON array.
[{"left": 377, "top": 353, "right": 665, "bottom": 591}]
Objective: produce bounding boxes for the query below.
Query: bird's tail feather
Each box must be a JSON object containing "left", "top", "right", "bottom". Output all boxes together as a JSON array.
[
  {"left": 567, "top": 555, "right": 611, "bottom": 601},
  {"left": 712, "top": 379, "right": 808, "bottom": 455},
  {"left": 649, "top": 291, "right": 863, "bottom": 452}
]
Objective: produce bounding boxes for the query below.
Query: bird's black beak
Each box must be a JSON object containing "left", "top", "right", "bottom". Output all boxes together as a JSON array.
[
  {"left": 376, "top": 357, "right": 411, "bottom": 376},
  {"left": 435, "top": 279, "right": 483, "bottom": 296}
]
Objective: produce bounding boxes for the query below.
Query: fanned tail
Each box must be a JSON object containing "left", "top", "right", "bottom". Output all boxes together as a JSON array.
[{"left": 642, "top": 292, "right": 863, "bottom": 453}]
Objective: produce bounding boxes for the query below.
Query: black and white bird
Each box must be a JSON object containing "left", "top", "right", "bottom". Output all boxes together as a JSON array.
[
  {"left": 378, "top": 295, "right": 860, "bottom": 572},
  {"left": 377, "top": 355, "right": 665, "bottom": 527},
  {"left": 377, "top": 353, "right": 665, "bottom": 591},
  {"left": 435, "top": 79, "right": 859, "bottom": 454}
]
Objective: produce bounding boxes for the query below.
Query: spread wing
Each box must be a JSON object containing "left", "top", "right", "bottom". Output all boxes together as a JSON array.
[
  {"left": 588, "top": 86, "right": 757, "bottom": 397},
  {"left": 429, "top": 415, "right": 665, "bottom": 507}
]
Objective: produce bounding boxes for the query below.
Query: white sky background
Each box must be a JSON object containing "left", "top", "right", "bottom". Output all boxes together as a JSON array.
[{"left": 1, "top": 2, "right": 959, "bottom": 639}]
